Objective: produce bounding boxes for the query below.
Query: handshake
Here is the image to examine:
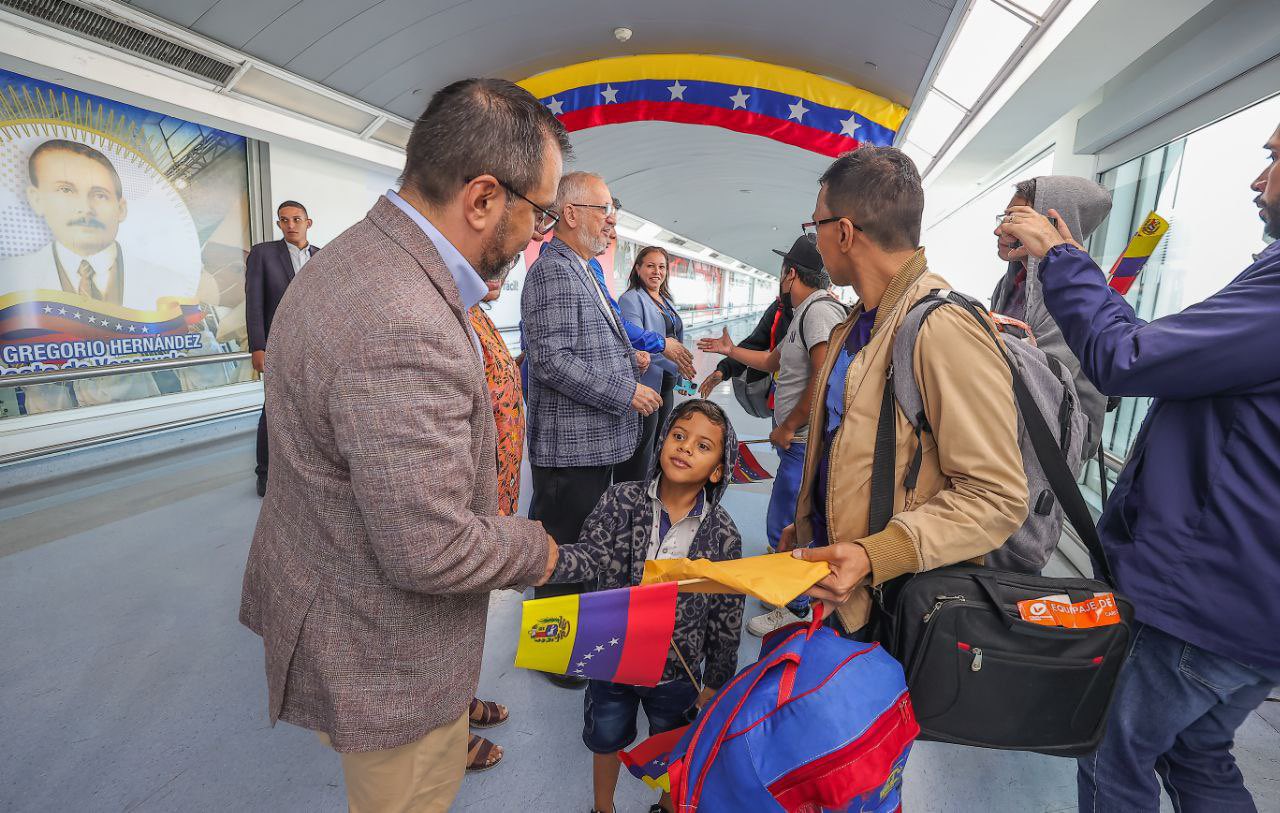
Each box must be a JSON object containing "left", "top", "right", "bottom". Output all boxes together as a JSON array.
[{"left": 631, "top": 338, "right": 697, "bottom": 416}]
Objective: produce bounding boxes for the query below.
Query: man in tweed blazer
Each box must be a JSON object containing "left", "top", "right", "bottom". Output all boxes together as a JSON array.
[
  {"left": 521, "top": 172, "right": 662, "bottom": 687},
  {"left": 239, "top": 78, "right": 567, "bottom": 812}
]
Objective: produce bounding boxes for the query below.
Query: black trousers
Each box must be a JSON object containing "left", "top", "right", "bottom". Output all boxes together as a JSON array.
[
  {"left": 529, "top": 464, "right": 613, "bottom": 599},
  {"left": 614, "top": 379, "right": 675, "bottom": 484},
  {"left": 255, "top": 409, "right": 269, "bottom": 479}
]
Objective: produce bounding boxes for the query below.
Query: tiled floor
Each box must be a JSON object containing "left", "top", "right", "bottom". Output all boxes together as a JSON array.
[{"left": 1, "top": 317, "right": 1276, "bottom": 812}]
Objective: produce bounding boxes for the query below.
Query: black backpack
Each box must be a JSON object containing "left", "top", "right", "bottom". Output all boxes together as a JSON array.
[{"left": 866, "top": 293, "right": 1133, "bottom": 757}]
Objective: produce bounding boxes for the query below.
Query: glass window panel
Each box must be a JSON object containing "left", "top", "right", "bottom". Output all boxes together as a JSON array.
[{"left": 1079, "top": 92, "right": 1280, "bottom": 506}]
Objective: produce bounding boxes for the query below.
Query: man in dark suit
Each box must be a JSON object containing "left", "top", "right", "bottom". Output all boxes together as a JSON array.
[
  {"left": 245, "top": 201, "right": 319, "bottom": 496},
  {"left": 239, "top": 79, "right": 564, "bottom": 811}
]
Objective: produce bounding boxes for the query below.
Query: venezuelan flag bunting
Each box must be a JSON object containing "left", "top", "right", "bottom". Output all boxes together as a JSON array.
[
  {"left": 515, "top": 582, "right": 679, "bottom": 687},
  {"left": 619, "top": 724, "right": 690, "bottom": 792},
  {"left": 1107, "top": 212, "right": 1170, "bottom": 295},
  {"left": 520, "top": 54, "right": 907, "bottom": 157}
]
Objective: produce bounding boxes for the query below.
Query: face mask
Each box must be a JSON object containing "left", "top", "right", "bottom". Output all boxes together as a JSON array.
[{"left": 780, "top": 275, "right": 795, "bottom": 314}]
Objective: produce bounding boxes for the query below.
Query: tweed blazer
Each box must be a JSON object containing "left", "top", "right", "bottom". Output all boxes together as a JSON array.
[
  {"left": 522, "top": 237, "right": 641, "bottom": 468},
  {"left": 239, "top": 196, "right": 550, "bottom": 753}
]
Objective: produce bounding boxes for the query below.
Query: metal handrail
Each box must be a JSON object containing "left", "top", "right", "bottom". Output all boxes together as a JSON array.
[
  {"left": 1101, "top": 449, "right": 1126, "bottom": 473},
  {"left": 0, "top": 352, "right": 251, "bottom": 388}
]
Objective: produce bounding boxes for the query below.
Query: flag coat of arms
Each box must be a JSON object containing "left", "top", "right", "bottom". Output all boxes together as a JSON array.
[
  {"left": 1107, "top": 211, "right": 1170, "bottom": 295},
  {"left": 515, "top": 581, "right": 678, "bottom": 687}
]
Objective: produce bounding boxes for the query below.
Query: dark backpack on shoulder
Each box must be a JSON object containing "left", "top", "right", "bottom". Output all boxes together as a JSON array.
[{"left": 866, "top": 291, "right": 1133, "bottom": 758}]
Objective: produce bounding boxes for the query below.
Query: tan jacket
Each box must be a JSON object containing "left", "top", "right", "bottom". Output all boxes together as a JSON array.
[
  {"left": 239, "top": 197, "right": 550, "bottom": 752},
  {"left": 794, "top": 249, "right": 1028, "bottom": 632}
]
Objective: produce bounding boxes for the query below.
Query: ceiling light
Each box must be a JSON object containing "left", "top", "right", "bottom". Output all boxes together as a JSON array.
[
  {"left": 905, "top": 91, "right": 966, "bottom": 155},
  {"left": 933, "top": 0, "right": 1032, "bottom": 109},
  {"left": 613, "top": 27, "right": 632, "bottom": 42},
  {"left": 1005, "top": 0, "right": 1056, "bottom": 17}
]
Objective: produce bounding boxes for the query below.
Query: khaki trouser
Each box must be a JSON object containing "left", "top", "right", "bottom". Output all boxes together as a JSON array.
[{"left": 317, "top": 712, "right": 468, "bottom": 813}]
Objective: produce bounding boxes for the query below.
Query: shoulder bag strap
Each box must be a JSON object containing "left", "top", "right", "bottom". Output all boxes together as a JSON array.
[{"left": 941, "top": 294, "right": 1116, "bottom": 585}]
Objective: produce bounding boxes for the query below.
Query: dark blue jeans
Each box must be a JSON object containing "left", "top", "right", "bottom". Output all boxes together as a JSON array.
[
  {"left": 582, "top": 678, "right": 699, "bottom": 754},
  {"left": 1079, "top": 622, "right": 1279, "bottom": 812}
]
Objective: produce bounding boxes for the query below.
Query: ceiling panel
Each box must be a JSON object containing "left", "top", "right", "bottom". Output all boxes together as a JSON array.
[
  {"left": 566, "top": 121, "right": 836, "bottom": 275},
  {"left": 125, "top": 0, "right": 220, "bottom": 27},
  {"left": 122, "top": 0, "right": 961, "bottom": 273},
  {"left": 240, "top": 0, "right": 382, "bottom": 67},
  {"left": 187, "top": 0, "right": 303, "bottom": 49}
]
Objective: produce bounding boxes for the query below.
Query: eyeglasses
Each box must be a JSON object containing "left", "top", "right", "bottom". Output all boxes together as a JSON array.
[
  {"left": 495, "top": 179, "right": 560, "bottom": 235},
  {"left": 570, "top": 198, "right": 622, "bottom": 218},
  {"left": 802, "top": 216, "right": 862, "bottom": 238}
]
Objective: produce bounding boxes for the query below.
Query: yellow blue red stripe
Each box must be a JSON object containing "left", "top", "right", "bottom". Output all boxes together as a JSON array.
[{"left": 519, "top": 55, "right": 907, "bottom": 156}]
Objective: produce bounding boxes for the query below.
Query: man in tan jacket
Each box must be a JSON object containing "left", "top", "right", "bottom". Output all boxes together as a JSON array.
[{"left": 782, "top": 146, "right": 1028, "bottom": 635}]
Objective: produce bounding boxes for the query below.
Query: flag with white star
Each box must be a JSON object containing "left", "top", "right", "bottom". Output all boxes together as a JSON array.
[
  {"left": 515, "top": 581, "right": 679, "bottom": 687},
  {"left": 519, "top": 54, "right": 907, "bottom": 157},
  {"left": 0, "top": 290, "right": 205, "bottom": 374},
  {"left": 619, "top": 723, "right": 690, "bottom": 792}
]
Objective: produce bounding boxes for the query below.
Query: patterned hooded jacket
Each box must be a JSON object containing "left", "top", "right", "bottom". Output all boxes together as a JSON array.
[{"left": 549, "top": 404, "right": 745, "bottom": 689}]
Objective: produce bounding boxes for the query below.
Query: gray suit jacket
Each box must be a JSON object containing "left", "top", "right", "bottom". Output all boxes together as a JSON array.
[
  {"left": 239, "top": 196, "right": 549, "bottom": 753},
  {"left": 521, "top": 237, "right": 640, "bottom": 468}
]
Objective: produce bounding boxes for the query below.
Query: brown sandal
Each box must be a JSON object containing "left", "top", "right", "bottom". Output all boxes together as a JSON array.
[
  {"left": 467, "top": 734, "right": 503, "bottom": 772},
  {"left": 468, "top": 697, "right": 508, "bottom": 729}
]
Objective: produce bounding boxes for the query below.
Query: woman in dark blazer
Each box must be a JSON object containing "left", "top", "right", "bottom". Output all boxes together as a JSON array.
[{"left": 616, "top": 246, "right": 684, "bottom": 482}]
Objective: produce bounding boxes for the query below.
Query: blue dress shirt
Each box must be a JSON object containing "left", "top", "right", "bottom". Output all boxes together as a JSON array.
[{"left": 587, "top": 257, "right": 666, "bottom": 353}]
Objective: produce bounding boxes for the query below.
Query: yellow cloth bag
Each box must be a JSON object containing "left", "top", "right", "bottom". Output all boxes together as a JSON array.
[{"left": 641, "top": 552, "right": 830, "bottom": 607}]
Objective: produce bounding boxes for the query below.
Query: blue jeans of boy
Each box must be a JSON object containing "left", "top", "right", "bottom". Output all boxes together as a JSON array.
[
  {"left": 766, "top": 439, "right": 809, "bottom": 615},
  {"left": 1078, "top": 622, "right": 1279, "bottom": 812}
]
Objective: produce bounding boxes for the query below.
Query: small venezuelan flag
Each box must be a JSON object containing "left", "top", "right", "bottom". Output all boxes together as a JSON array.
[
  {"left": 730, "top": 442, "right": 773, "bottom": 485},
  {"left": 619, "top": 724, "right": 690, "bottom": 792},
  {"left": 515, "top": 582, "right": 679, "bottom": 687},
  {"left": 1107, "top": 212, "right": 1170, "bottom": 295}
]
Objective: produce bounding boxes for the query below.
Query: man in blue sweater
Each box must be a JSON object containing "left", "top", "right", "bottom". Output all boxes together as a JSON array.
[{"left": 1000, "top": 121, "right": 1280, "bottom": 813}]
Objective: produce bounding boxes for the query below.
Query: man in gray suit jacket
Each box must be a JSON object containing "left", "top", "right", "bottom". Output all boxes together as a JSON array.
[
  {"left": 239, "top": 78, "right": 566, "bottom": 812},
  {"left": 521, "top": 171, "right": 661, "bottom": 687}
]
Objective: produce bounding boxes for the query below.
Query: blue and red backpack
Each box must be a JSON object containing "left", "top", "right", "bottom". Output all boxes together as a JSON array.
[{"left": 667, "top": 608, "right": 918, "bottom": 812}]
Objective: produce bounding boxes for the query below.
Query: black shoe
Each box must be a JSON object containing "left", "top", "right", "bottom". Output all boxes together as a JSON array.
[
  {"left": 256, "top": 476, "right": 267, "bottom": 498},
  {"left": 543, "top": 672, "right": 587, "bottom": 689}
]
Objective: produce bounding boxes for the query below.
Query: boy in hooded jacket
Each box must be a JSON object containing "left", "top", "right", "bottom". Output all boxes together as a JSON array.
[{"left": 545, "top": 398, "right": 745, "bottom": 813}]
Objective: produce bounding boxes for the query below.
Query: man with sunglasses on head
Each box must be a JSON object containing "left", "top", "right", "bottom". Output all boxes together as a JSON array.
[
  {"left": 239, "top": 78, "right": 565, "bottom": 812},
  {"left": 521, "top": 171, "right": 675, "bottom": 688}
]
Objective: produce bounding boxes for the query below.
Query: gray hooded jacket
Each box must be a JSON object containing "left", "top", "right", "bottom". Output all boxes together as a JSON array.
[{"left": 991, "top": 175, "right": 1113, "bottom": 460}]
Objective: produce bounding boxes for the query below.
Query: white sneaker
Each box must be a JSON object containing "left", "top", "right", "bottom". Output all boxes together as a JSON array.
[{"left": 747, "top": 605, "right": 812, "bottom": 638}]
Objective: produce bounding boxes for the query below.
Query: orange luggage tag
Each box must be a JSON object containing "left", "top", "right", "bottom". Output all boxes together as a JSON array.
[{"left": 1017, "top": 592, "right": 1121, "bottom": 628}]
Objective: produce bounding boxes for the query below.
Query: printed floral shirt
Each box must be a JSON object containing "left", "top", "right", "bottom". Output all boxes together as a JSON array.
[{"left": 469, "top": 305, "right": 524, "bottom": 516}]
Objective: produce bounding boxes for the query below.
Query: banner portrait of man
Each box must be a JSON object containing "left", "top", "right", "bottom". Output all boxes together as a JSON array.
[{"left": 0, "top": 68, "right": 252, "bottom": 415}]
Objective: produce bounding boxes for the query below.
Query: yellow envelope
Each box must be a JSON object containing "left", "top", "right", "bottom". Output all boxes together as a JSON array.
[{"left": 641, "top": 552, "right": 830, "bottom": 606}]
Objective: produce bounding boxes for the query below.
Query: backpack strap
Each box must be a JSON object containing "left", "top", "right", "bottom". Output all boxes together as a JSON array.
[
  {"left": 869, "top": 289, "right": 1115, "bottom": 584},
  {"left": 922, "top": 292, "right": 1116, "bottom": 586},
  {"left": 798, "top": 294, "right": 853, "bottom": 351}
]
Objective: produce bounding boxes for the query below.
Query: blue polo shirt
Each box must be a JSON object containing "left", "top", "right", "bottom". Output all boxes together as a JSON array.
[{"left": 812, "top": 307, "right": 876, "bottom": 547}]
